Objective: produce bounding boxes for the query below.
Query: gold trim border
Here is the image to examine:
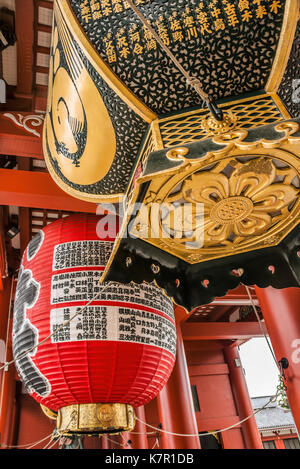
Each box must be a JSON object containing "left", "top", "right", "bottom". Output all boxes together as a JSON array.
[
  {"left": 57, "top": 0, "right": 157, "bottom": 124},
  {"left": 43, "top": 123, "right": 125, "bottom": 205},
  {"left": 266, "top": 0, "right": 300, "bottom": 93}
]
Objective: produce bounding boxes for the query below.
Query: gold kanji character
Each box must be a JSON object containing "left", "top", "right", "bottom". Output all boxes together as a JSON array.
[
  {"left": 80, "top": 0, "right": 91, "bottom": 19},
  {"left": 111, "top": 0, "right": 123, "bottom": 13},
  {"left": 197, "top": 11, "right": 210, "bottom": 24},
  {"left": 256, "top": 5, "right": 267, "bottom": 18},
  {"left": 120, "top": 47, "right": 130, "bottom": 58},
  {"left": 91, "top": 1, "right": 100, "bottom": 11},
  {"left": 146, "top": 39, "right": 157, "bottom": 51},
  {"left": 129, "top": 29, "right": 141, "bottom": 43},
  {"left": 200, "top": 23, "right": 212, "bottom": 34},
  {"left": 183, "top": 13, "right": 195, "bottom": 29},
  {"left": 224, "top": 3, "right": 239, "bottom": 27},
  {"left": 188, "top": 27, "right": 199, "bottom": 39},
  {"left": 196, "top": 10, "right": 212, "bottom": 34},
  {"left": 156, "top": 18, "right": 170, "bottom": 46},
  {"left": 210, "top": 7, "right": 221, "bottom": 18},
  {"left": 82, "top": 12, "right": 92, "bottom": 23},
  {"left": 143, "top": 26, "right": 157, "bottom": 50},
  {"left": 103, "top": 7, "right": 112, "bottom": 15},
  {"left": 104, "top": 40, "right": 117, "bottom": 62},
  {"left": 92, "top": 10, "right": 102, "bottom": 20},
  {"left": 269, "top": 1, "right": 281, "bottom": 14},
  {"left": 169, "top": 12, "right": 182, "bottom": 32},
  {"left": 242, "top": 10, "right": 253, "bottom": 22},
  {"left": 133, "top": 42, "right": 143, "bottom": 55},
  {"left": 238, "top": 0, "right": 250, "bottom": 11},
  {"left": 172, "top": 30, "right": 184, "bottom": 42},
  {"left": 214, "top": 18, "right": 225, "bottom": 31},
  {"left": 80, "top": 0, "right": 89, "bottom": 8},
  {"left": 117, "top": 35, "right": 128, "bottom": 48}
]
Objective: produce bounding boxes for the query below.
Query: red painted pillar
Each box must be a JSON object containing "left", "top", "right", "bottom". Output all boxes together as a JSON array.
[
  {"left": 101, "top": 435, "right": 111, "bottom": 449},
  {"left": 121, "top": 431, "right": 132, "bottom": 449},
  {"left": 0, "top": 277, "right": 16, "bottom": 449},
  {"left": 255, "top": 286, "right": 300, "bottom": 434},
  {"left": 157, "top": 326, "right": 201, "bottom": 449},
  {"left": 224, "top": 345, "right": 263, "bottom": 449},
  {"left": 130, "top": 406, "right": 148, "bottom": 449}
]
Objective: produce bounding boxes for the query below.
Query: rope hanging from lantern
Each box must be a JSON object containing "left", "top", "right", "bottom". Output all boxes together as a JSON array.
[
  {"left": 0, "top": 431, "right": 54, "bottom": 449},
  {"left": 134, "top": 392, "right": 280, "bottom": 438},
  {"left": 125, "top": 0, "right": 223, "bottom": 122},
  {"left": 244, "top": 285, "right": 280, "bottom": 372},
  {"left": 0, "top": 282, "right": 112, "bottom": 373}
]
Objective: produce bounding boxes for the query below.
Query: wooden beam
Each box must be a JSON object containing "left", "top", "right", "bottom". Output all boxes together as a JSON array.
[
  {"left": 0, "top": 168, "right": 96, "bottom": 213},
  {"left": 189, "top": 364, "right": 229, "bottom": 377},
  {"left": 213, "top": 285, "right": 258, "bottom": 306},
  {"left": 0, "top": 112, "right": 44, "bottom": 159},
  {"left": 196, "top": 415, "right": 241, "bottom": 432},
  {"left": 182, "top": 321, "right": 267, "bottom": 341},
  {"left": 15, "top": 0, "right": 34, "bottom": 101}
]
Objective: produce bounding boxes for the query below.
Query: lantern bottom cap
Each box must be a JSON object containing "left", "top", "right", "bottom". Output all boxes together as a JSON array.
[{"left": 56, "top": 403, "right": 135, "bottom": 435}]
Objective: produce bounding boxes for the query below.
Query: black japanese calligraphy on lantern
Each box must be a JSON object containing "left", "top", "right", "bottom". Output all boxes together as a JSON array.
[
  {"left": 50, "top": 303, "right": 176, "bottom": 357},
  {"left": 53, "top": 240, "right": 114, "bottom": 271},
  {"left": 27, "top": 230, "right": 44, "bottom": 261},
  {"left": 12, "top": 268, "right": 51, "bottom": 397}
]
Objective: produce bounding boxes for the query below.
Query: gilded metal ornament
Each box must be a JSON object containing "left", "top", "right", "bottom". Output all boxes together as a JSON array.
[
  {"left": 130, "top": 121, "right": 300, "bottom": 264},
  {"left": 40, "top": 404, "right": 58, "bottom": 421},
  {"left": 200, "top": 111, "right": 237, "bottom": 136},
  {"left": 56, "top": 403, "right": 135, "bottom": 435}
]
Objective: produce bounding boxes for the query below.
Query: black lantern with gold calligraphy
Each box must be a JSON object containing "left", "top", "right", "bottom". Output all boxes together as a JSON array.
[{"left": 43, "top": 0, "right": 300, "bottom": 312}]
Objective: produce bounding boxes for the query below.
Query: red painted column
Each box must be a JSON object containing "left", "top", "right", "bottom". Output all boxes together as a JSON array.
[
  {"left": 255, "top": 286, "right": 300, "bottom": 434},
  {"left": 0, "top": 277, "right": 16, "bottom": 449},
  {"left": 274, "top": 435, "right": 286, "bottom": 450},
  {"left": 101, "top": 435, "right": 111, "bottom": 449},
  {"left": 121, "top": 432, "right": 132, "bottom": 449},
  {"left": 157, "top": 326, "right": 201, "bottom": 449},
  {"left": 224, "top": 345, "right": 263, "bottom": 449},
  {"left": 130, "top": 406, "right": 148, "bottom": 449}
]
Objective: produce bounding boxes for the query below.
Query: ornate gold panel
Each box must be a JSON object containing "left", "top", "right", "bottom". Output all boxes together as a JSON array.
[
  {"left": 157, "top": 95, "right": 285, "bottom": 148},
  {"left": 130, "top": 122, "right": 300, "bottom": 264},
  {"left": 44, "top": 4, "right": 117, "bottom": 187},
  {"left": 56, "top": 403, "right": 135, "bottom": 435}
]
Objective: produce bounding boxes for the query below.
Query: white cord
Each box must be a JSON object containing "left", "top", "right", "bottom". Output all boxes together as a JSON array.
[
  {"left": 105, "top": 435, "right": 125, "bottom": 448},
  {"left": 244, "top": 285, "right": 280, "bottom": 372},
  {"left": 0, "top": 282, "right": 111, "bottom": 372},
  {"left": 135, "top": 393, "right": 278, "bottom": 438},
  {"left": 1, "top": 431, "right": 53, "bottom": 449}
]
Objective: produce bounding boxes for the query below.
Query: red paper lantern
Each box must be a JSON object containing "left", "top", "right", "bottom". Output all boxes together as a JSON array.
[{"left": 12, "top": 214, "right": 176, "bottom": 433}]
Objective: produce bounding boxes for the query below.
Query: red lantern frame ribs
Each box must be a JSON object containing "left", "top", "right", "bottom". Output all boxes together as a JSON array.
[{"left": 12, "top": 214, "right": 176, "bottom": 434}]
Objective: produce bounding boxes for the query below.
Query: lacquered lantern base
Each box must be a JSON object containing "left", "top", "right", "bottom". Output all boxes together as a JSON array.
[{"left": 56, "top": 403, "right": 135, "bottom": 435}]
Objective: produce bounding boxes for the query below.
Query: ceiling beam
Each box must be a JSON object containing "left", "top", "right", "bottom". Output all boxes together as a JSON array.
[
  {"left": 0, "top": 168, "right": 96, "bottom": 213},
  {"left": 182, "top": 321, "right": 267, "bottom": 341},
  {"left": 213, "top": 285, "right": 258, "bottom": 306}
]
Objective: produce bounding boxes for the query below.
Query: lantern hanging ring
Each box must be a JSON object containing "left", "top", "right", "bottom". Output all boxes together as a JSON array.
[{"left": 126, "top": 0, "right": 224, "bottom": 122}]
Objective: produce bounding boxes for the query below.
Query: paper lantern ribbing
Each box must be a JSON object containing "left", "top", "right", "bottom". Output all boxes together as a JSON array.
[{"left": 12, "top": 214, "right": 176, "bottom": 434}]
